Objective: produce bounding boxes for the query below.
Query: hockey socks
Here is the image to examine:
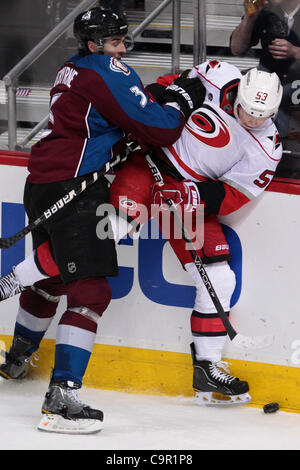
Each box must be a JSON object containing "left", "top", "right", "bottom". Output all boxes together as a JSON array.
[
  {"left": 52, "top": 277, "right": 111, "bottom": 385},
  {"left": 53, "top": 308, "right": 98, "bottom": 385},
  {"left": 14, "top": 278, "right": 63, "bottom": 354}
]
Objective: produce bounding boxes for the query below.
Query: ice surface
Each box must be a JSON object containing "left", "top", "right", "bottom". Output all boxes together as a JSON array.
[{"left": 0, "top": 378, "right": 300, "bottom": 450}]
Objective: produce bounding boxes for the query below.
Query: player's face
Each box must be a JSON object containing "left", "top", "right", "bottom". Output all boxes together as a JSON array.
[
  {"left": 237, "top": 106, "right": 268, "bottom": 129},
  {"left": 103, "top": 35, "right": 127, "bottom": 59}
]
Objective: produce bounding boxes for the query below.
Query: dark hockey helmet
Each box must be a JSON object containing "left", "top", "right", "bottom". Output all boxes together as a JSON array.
[{"left": 73, "top": 7, "right": 129, "bottom": 54}]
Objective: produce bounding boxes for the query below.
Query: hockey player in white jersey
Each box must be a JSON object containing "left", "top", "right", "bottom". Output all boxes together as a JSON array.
[
  {"left": 0, "top": 61, "right": 283, "bottom": 408},
  {"left": 110, "top": 61, "right": 283, "bottom": 405},
  {"left": 148, "top": 61, "right": 283, "bottom": 405}
]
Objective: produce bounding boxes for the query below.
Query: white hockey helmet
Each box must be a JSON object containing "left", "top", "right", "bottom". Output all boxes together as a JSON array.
[{"left": 234, "top": 68, "right": 283, "bottom": 119}]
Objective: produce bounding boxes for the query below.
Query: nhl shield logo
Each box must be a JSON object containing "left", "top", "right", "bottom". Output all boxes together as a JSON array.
[{"left": 67, "top": 262, "right": 77, "bottom": 274}]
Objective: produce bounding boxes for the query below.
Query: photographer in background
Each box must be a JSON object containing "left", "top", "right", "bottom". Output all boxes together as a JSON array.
[{"left": 230, "top": 0, "right": 300, "bottom": 141}]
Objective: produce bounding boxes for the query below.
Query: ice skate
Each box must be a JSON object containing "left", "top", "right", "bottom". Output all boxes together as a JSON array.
[
  {"left": 0, "top": 335, "right": 36, "bottom": 380},
  {"left": 0, "top": 270, "right": 25, "bottom": 302},
  {"left": 191, "top": 343, "right": 251, "bottom": 406},
  {"left": 38, "top": 379, "right": 103, "bottom": 434}
]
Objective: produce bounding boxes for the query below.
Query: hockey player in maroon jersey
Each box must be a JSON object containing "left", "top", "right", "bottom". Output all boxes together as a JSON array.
[
  {"left": 0, "top": 59, "right": 283, "bottom": 409},
  {"left": 0, "top": 7, "right": 205, "bottom": 434}
]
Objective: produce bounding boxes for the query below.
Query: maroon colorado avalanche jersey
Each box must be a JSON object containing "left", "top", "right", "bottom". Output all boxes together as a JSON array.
[{"left": 27, "top": 53, "right": 185, "bottom": 184}]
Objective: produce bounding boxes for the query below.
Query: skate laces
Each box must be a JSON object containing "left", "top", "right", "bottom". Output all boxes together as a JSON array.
[
  {"left": 25, "top": 353, "right": 39, "bottom": 368},
  {"left": 70, "top": 388, "right": 84, "bottom": 405},
  {"left": 209, "top": 361, "right": 235, "bottom": 384},
  {"left": 60, "top": 384, "right": 86, "bottom": 407}
]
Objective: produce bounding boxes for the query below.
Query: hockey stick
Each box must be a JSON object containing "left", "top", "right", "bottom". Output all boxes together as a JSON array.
[
  {"left": 0, "top": 142, "right": 140, "bottom": 249},
  {"left": 146, "top": 153, "right": 274, "bottom": 350}
]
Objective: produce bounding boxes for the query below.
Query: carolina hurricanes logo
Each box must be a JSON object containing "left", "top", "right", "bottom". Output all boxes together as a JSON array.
[
  {"left": 208, "top": 60, "right": 220, "bottom": 69},
  {"left": 119, "top": 197, "right": 138, "bottom": 210},
  {"left": 186, "top": 104, "right": 231, "bottom": 148}
]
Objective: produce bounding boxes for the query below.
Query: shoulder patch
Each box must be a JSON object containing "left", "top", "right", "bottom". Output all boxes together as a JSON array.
[
  {"left": 109, "top": 57, "right": 130, "bottom": 76},
  {"left": 205, "top": 60, "right": 221, "bottom": 73}
]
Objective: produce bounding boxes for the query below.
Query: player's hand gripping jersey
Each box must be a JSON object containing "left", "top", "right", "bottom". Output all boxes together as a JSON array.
[
  {"left": 27, "top": 54, "right": 185, "bottom": 184},
  {"left": 162, "top": 60, "right": 282, "bottom": 215}
]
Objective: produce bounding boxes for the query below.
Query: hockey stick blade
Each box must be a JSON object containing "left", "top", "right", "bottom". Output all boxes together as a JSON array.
[{"left": 0, "top": 226, "right": 33, "bottom": 249}]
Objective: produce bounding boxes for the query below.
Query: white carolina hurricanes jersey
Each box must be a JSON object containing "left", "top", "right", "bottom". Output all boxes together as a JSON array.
[{"left": 162, "top": 61, "right": 282, "bottom": 208}]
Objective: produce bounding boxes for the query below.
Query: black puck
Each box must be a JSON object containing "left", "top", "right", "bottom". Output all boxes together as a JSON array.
[{"left": 263, "top": 402, "right": 279, "bottom": 413}]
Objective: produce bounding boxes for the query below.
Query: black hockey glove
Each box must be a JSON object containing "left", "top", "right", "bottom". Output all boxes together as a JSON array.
[
  {"left": 160, "top": 70, "right": 205, "bottom": 120},
  {"left": 111, "top": 138, "right": 141, "bottom": 171}
]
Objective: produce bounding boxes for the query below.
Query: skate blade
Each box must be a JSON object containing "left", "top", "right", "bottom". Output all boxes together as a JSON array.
[
  {"left": 195, "top": 391, "right": 252, "bottom": 406},
  {"left": 38, "top": 413, "right": 103, "bottom": 435},
  {"left": 0, "top": 368, "right": 27, "bottom": 380}
]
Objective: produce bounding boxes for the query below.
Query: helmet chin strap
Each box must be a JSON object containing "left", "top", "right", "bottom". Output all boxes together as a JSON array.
[{"left": 233, "top": 101, "right": 243, "bottom": 126}]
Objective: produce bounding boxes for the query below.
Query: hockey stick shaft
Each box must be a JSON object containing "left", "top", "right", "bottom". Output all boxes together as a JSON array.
[{"left": 145, "top": 153, "right": 274, "bottom": 349}]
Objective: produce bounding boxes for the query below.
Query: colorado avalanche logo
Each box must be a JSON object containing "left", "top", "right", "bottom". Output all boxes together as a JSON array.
[
  {"left": 82, "top": 11, "right": 91, "bottom": 21},
  {"left": 110, "top": 57, "right": 130, "bottom": 76},
  {"left": 186, "top": 104, "right": 231, "bottom": 148}
]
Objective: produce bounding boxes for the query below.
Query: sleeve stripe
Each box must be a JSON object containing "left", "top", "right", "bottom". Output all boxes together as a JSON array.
[
  {"left": 75, "top": 103, "right": 91, "bottom": 177},
  {"left": 167, "top": 145, "right": 208, "bottom": 181},
  {"left": 195, "top": 71, "right": 221, "bottom": 91},
  {"left": 219, "top": 182, "right": 251, "bottom": 215},
  {"left": 219, "top": 176, "right": 255, "bottom": 200}
]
